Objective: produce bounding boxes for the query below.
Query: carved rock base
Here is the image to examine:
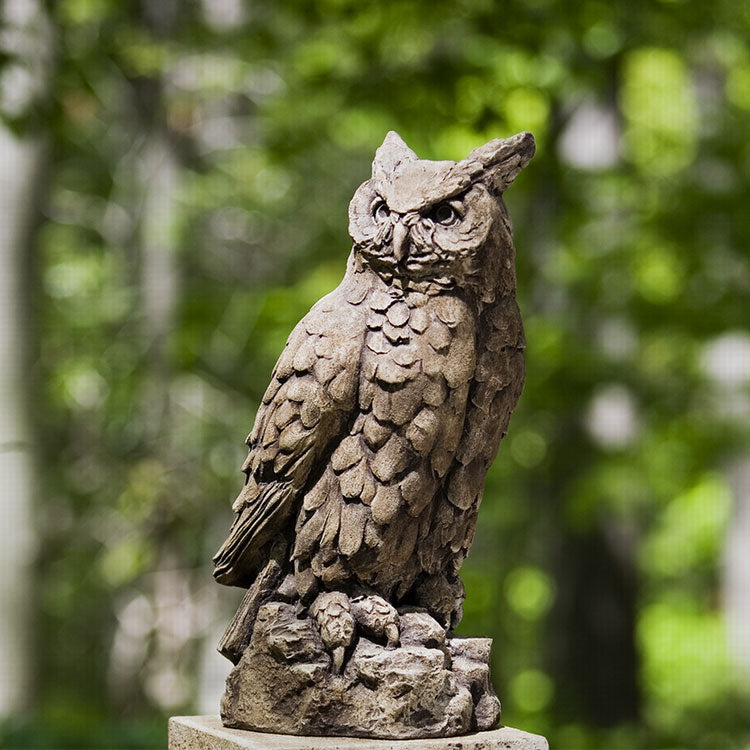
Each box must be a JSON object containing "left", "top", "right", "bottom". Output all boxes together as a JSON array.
[
  {"left": 220, "top": 602, "right": 501, "bottom": 740},
  {"left": 169, "top": 716, "right": 549, "bottom": 749}
]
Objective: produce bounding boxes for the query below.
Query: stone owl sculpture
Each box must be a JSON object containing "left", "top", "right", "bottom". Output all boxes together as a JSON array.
[{"left": 213, "top": 130, "right": 535, "bottom": 738}]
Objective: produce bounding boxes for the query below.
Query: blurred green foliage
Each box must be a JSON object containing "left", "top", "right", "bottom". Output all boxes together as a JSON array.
[{"left": 2, "top": 0, "right": 750, "bottom": 747}]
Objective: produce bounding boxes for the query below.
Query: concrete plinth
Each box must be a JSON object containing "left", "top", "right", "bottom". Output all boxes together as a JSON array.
[{"left": 168, "top": 716, "right": 549, "bottom": 750}]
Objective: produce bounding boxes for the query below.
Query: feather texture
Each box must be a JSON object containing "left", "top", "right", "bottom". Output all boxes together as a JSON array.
[{"left": 214, "top": 130, "right": 532, "bottom": 634}]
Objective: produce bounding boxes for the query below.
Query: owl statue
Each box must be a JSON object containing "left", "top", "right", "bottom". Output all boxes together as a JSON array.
[{"left": 212, "top": 130, "right": 535, "bottom": 736}]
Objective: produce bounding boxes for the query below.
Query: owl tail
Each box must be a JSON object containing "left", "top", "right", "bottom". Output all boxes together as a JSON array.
[
  {"left": 213, "top": 480, "right": 293, "bottom": 586},
  {"left": 217, "top": 537, "right": 287, "bottom": 664}
]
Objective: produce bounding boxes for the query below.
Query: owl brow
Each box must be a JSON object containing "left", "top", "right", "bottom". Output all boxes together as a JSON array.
[
  {"left": 447, "top": 199, "right": 465, "bottom": 216},
  {"left": 425, "top": 195, "right": 467, "bottom": 218}
]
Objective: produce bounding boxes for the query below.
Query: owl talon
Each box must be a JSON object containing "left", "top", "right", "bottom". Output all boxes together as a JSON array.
[
  {"left": 311, "top": 592, "right": 355, "bottom": 673},
  {"left": 384, "top": 623, "right": 400, "bottom": 648},
  {"left": 350, "top": 595, "right": 400, "bottom": 647},
  {"left": 331, "top": 645, "right": 346, "bottom": 674}
]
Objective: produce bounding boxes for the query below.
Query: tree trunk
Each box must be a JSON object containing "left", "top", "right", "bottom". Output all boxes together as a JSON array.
[
  {"left": 139, "top": 127, "right": 180, "bottom": 438},
  {"left": 0, "top": 0, "right": 52, "bottom": 717},
  {"left": 0, "top": 123, "right": 46, "bottom": 717},
  {"left": 548, "top": 518, "right": 640, "bottom": 726}
]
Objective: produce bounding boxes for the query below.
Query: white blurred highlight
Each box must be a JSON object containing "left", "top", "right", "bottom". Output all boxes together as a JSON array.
[
  {"left": 702, "top": 332, "right": 750, "bottom": 387},
  {"left": 585, "top": 384, "right": 639, "bottom": 449},
  {"left": 559, "top": 100, "right": 620, "bottom": 170}
]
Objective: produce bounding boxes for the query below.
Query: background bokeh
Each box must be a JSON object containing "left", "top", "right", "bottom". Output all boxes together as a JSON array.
[{"left": 1, "top": 0, "right": 749, "bottom": 748}]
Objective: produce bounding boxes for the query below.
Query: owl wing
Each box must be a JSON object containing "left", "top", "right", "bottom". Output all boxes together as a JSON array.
[
  {"left": 442, "top": 294, "right": 526, "bottom": 567},
  {"left": 213, "top": 275, "right": 369, "bottom": 587}
]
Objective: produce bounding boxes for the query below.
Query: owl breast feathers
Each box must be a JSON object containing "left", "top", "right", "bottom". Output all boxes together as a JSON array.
[{"left": 213, "top": 130, "right": 534, "bottom": 628}]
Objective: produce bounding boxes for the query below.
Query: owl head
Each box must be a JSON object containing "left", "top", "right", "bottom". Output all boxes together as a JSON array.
[{"left": 348, "top": 130, "right": 534, "bottom": 299}]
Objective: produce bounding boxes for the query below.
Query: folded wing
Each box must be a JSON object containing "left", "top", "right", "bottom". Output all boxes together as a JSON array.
[{"left": 213, "top": 284, "right": 366, "bottom": 587}]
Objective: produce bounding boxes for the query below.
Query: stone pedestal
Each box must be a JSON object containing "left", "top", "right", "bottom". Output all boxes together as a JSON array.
[{"left": 168, "top": 716, "right": 549, "bottom": 750}]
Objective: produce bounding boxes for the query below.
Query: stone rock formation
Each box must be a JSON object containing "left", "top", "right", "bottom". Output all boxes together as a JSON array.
[{"left": 221, "top": 602, "right": 501, "bottom": 739}]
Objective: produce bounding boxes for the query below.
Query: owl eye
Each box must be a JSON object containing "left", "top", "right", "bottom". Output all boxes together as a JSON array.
[
  {"left": 434, "top": 203, "right": 458, "bottom": 226},
  {"left": 372, "top": 199, "right": 390, "bottom": 222}
]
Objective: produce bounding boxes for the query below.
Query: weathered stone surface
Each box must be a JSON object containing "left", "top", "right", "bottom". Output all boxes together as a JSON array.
[
  {"left": 399, "top": 608, "right": 446, "bottom": 648},
  {"left": 446, "top": 637, "right": 501, "bottom": 731},
  {"left": 220, "top": 602, "right": 501, "bottom": 739},
  {"left": 169, "top": 716, "right": 550, "bottom": 750}
]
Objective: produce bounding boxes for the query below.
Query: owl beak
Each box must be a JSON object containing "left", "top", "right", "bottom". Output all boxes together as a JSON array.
[{"left": 392, "top": 220, "right": 409, "bottom": 263}]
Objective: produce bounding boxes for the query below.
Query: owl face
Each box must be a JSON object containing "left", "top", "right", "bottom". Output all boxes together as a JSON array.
[{"left": 348, "top": 131, "right": 535, "bottom": 290}]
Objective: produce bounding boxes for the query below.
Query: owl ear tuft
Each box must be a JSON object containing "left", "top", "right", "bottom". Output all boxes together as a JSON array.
[
  {"left": 462, "top": 131, "right": 535, "bottom": 194},
  {"left": 372, "top": 131, "right": 419, "bottom": 181}
]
